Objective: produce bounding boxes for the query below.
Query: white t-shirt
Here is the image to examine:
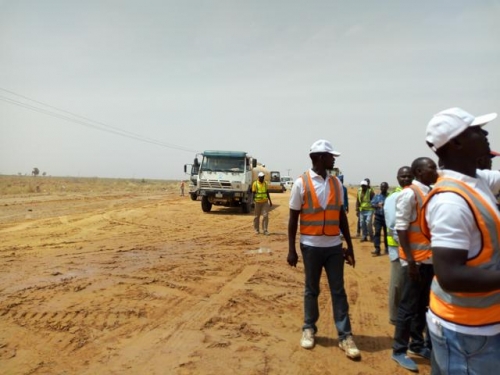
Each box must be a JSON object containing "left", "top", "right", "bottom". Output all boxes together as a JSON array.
[
  {"left": 426, "top": 169, "right": 500, "bottom": 336},
  {"left": 395, "top": 180, "right": 432, "bottom": 265},
  {"left": 289, "top": 169, "right": 343, "bottom": 248}
]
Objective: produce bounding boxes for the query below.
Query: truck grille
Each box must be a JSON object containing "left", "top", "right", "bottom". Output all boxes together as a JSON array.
[{"left": 200, "top": 180, "right": 233, "bottom": 189}]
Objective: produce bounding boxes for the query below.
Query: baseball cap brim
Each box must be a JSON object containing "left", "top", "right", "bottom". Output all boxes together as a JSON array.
[{"left": 471, "top": 113, "right": 498, "bottom": 126}]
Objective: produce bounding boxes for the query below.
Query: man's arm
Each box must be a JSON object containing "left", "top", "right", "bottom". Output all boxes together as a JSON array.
[
  {"left": 340, "top": 208, "right": 355, "bottom": 267},
  {"left": 287, "top": 209, "right": 300, "bottom": 267},
  {"left": 433, "top": 247, "right": 500, "bottom": 292},
  {"left": 266, "top": 184, "right": 272, "bottom": 206}
]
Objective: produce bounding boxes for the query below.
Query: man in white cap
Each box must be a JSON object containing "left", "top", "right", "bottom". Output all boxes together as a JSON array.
[
  {"left": 287, "top": 139, "right": 360, "bottom": 360},
  {"left": 421, "top": 107, "right": 500, "bottom": 374},
  {"left": 252, "top": 171, "right": 272, "bottom": 235},
  {"left": 356, "top": 179, "right": 375, "bottom": 242}
]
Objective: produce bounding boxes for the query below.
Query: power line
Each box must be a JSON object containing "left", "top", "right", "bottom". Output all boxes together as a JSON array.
[{"left": 0, "top": 87, "right": 199, "bottom": 153}]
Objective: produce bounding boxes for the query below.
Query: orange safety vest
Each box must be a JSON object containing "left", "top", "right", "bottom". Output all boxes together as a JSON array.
[
  {"left": 421, "top": 177, "right": 500, "bottom": 327},
  {"left": 300, "top": 171, "right": 341, "bottom": 236},
  {"left": 398, "top": 185, "right": 432, "bottom": 262}
]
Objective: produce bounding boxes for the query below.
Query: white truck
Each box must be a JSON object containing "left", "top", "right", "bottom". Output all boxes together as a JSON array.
[
  {"left": 197, "top": 150, "right": 258, "bottom": 213},
  {"left": 183, "top": 155, "right": 201, "bottom": 200}
]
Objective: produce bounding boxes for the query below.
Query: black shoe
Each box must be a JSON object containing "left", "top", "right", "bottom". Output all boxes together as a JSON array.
[
  {"left": 371, "top": 250, "right": 380, "bottom": 256},
  {"left": 408, "top": 347, "right": 431, "bottom": 360}
]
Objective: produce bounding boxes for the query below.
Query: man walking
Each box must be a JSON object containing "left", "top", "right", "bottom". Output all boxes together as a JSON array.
[
  {"left": 391, "top": 157, "right": 438, "bottom": 372},
  {"left": 287, "top": 139, "right": 360, "bottom": 360},
  {"left": 252, "top": 171, "right": 272, "bottom": 235},
  {"left": 356, "top": 180, "right": 375, "bottom": 242},
  {"left": 422, "top": 107, "right": 500, "bottom": 375},
  {"left": 384, "top": 167, "right": 413, "bottom": 325},
  {"left": 371, "top": 182, "right": 389, "bottom": 256}
]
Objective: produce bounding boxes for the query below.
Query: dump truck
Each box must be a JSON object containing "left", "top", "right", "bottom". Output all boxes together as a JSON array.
[{"left": 197, "top": 150, "right": 257, "bottom": 213}]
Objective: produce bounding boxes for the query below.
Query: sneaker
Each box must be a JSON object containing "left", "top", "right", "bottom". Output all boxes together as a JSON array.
[
  {"left": 339, "top": 335, "right": 361, "bottom": 359},
  {"left": 392, "top": 353, "right": 418, "bottom": 372},
  {"left": 371, "top": 250, "right": 381, "bottom": 256},
  {"left": 264, "top": 231, "right": 269, "bottom": 236},
  {"left": 300, "top": 328, "right": 315, "bottom": 349},
  {"left": 255, "top": 230, "right": 260, "bottom": 234},
  {"left": 408, "top": 347, "right": 431, "bottom": 360}
]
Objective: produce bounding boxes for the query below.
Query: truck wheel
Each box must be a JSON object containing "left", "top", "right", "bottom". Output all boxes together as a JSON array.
[
  {"left": 201, "top": 196, "right": 212, "bottom": 212},
  {"left": 190, "top": 193, "right": 197, "bottom": 201},
  {"left": 242, "top": 192, "right": 252, "bottom": 213}
]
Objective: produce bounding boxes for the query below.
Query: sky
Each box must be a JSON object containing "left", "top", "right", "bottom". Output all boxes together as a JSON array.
[{"left": 1, "top": 0, "right": 500, "bottom": 186}]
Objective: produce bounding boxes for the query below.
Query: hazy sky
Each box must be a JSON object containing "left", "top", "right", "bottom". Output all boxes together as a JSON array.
[{"left": 2, "top": 0, "right": 500, "bottom": 185}]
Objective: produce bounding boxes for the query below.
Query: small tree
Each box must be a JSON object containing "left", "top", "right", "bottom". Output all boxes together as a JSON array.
[{"left": 32, "top": 167, "right": 40, "bottom": 176}]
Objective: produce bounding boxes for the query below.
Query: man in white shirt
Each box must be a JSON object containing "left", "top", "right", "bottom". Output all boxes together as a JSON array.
[
  {"left": 384, "top": 166, "right": 413, "bottom": 325},
  {"left": 423, "top": 107, "right": 500, "bottom": 375},
  {"left": 287, "top": 139, "right": 360, "bottom": 360},
  {"left": 391, "top": 157, "right": 438, "bottom": 372}
]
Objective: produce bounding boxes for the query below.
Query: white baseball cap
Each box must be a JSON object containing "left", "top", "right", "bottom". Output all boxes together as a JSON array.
[
  {"left": 360, "top": 180, "right": 368, "bottom": 186},
  {"left": 258, "top": 172, "right": 265, "bottom": 177},
  {"left": 426, "top": 107, "right": 497, "bottom": 152},
  {"left": 309, "top": 139, "right": 341, "bottom": 156}
]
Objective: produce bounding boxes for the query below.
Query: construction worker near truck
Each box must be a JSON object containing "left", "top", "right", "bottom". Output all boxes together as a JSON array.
[{"left": 252, "top": 172, "right": 272, "bottom": 235}]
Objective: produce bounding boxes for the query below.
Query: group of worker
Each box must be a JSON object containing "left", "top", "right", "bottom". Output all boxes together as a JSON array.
[{"left": 283, "top": 107, "right": 500, "bottom": 375}]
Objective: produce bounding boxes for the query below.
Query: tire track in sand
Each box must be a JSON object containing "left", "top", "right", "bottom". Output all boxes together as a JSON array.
[{"left": 82, "top": 264, "right": 260, "bottom": 374}]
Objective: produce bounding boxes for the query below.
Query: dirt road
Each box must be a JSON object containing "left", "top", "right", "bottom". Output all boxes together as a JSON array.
[{"left": 0, "top": 183, "right": 431, "bottom": 374}]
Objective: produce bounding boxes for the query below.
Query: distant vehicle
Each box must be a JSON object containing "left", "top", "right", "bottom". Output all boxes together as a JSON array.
[
  {"left": 269, "top": 170, "right": 286, "bottom": 193},
  {"left": 284, "top": 180, "right": 294, "bottom": 190},
  {"left": 183, "top": 154, "right": 201, "bottom": 200}
]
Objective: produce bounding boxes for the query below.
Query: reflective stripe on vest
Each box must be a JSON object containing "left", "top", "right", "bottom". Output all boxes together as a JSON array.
[
  {"left": 253, "top": 181, "right": 268, "bottom": 202},
  {"left": 398, "top": 185, "right": 432, "bottom": 262},
  {"left": 422, "top": 177, "right": 500, "bottom": 327},
  {"left": 300, "top": 171, "right": 341, "bottom": 236}
]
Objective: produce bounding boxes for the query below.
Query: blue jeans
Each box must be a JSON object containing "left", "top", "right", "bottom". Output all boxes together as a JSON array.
[
  {"left": 300, "top": 244, "right": 352, "bottom": 340},
  {"left": 429, "top": 324, "right": 500, "bottom": 375},
  {"left": 373, "top": 215, "right": 387, "bottom": 251},
  {"left": 393, "top": 263, "right": 434, "bottom": 354},
  {"left": 359, "top": 210, "right": 374, "bottom": 239}
]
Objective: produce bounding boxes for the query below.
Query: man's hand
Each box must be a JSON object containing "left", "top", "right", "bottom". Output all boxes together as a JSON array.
[
  {"left": 343, "top": 247, "right": 356, "bottom": 268},
  {"left": 287, "top": 250, "right": 298, "bottom": 267},
  {"left": 408, "top": 261, "right": 420, "bottom": 281}
]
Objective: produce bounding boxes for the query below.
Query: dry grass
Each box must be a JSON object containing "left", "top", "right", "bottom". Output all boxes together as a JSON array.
[{"left": 0, "top": 175, "right": 179, "bottom": 196}]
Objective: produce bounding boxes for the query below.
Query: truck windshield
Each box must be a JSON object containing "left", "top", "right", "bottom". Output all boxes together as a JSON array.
[{"left": 201, "top": 157, "right": 245, "bottom": 172}]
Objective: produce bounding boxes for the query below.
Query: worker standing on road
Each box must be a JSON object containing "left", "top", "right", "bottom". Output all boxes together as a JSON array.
[
  {"left": 391, "top": 157, "right": 438, "bottom": 372},
  {"left": 287, "top": 139, "right": 360, "bottom": 360},
  {"left": 422, "top": 107, "right": 500, "bottom": 375},
  {"left": 180, "top": 181, "right": 185, "bottom": 196},
  {"left": 252, "top": 172, "right": 272, "bottom": 235}
]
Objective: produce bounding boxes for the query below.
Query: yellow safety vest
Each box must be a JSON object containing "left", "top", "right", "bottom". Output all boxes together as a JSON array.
[{"left": 252, "top": 181, "right": 268, "bottom": 203}]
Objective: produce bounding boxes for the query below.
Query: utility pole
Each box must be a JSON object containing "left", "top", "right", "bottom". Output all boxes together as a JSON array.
[{"left": 286, "top": 169, "right": 291, "bottom": 176}]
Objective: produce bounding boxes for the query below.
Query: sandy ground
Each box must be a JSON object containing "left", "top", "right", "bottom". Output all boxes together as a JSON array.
[{"left": 0, "top": 182, "right": 431, "bottom": 374}]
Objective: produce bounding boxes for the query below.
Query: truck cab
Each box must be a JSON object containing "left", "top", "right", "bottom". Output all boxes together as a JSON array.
[{"left": 197, "top": 150, "right": 257, "bottom": 213}]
